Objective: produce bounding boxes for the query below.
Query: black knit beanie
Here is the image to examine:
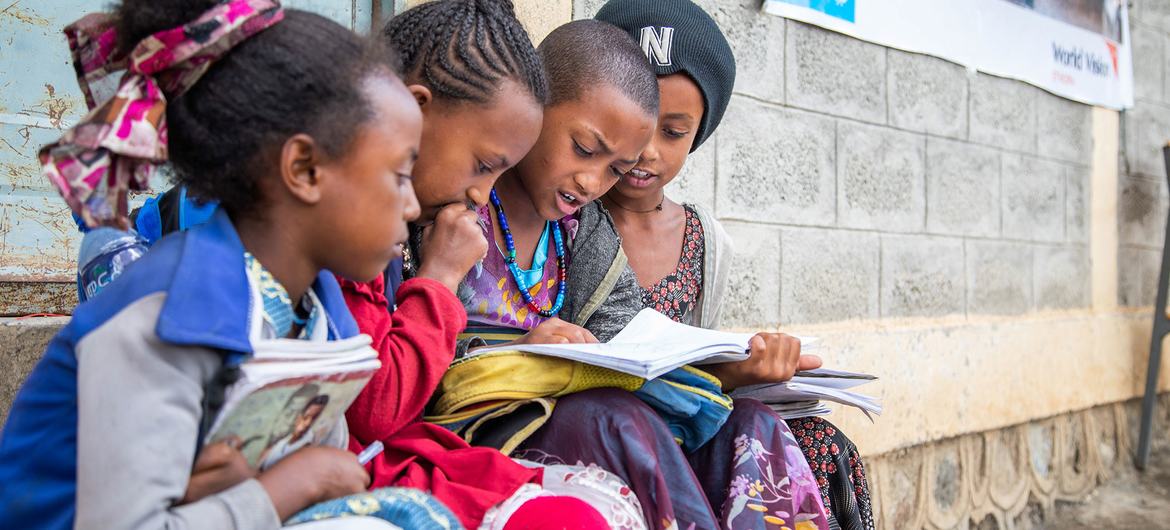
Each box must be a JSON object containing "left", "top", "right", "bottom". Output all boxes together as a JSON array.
[{"left": 594, "top": 0, "right": 736, "bottom": 152}]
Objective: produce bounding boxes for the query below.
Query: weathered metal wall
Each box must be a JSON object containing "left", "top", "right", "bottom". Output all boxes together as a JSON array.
[{"left": 0, "top": 0, "right": 373, "bottom": 313}]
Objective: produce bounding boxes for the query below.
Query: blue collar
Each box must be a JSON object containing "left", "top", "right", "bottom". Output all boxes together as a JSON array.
[{"left": 154, "top": 209, "right": 358, "bottom": 353}]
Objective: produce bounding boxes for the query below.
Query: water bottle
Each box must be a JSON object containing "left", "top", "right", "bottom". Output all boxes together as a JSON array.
[{"left": 76, "top": 227, "right": 149, "bottom": 302}]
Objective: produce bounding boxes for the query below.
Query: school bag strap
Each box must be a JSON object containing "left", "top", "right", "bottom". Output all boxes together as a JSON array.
[{"left": 194, "top": 350, "right": 247, "bottom": 460}]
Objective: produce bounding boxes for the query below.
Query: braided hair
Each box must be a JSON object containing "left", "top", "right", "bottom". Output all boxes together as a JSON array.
[{"left": 383, "top": 0, "right": 547, "bottom": 105}]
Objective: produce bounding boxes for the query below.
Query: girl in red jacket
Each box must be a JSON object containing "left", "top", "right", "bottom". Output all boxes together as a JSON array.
[{"left": 339, "top": 1, "right": 638, "bottom": 529}]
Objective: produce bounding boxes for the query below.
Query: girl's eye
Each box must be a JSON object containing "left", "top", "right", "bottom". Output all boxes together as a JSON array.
[
  {"left": 573, "top": 140, "right": 593, "bottom": 157},
  {"left": 609, "top": 166, "right": 624, "bottom": 178},
  {"left": 477, "top": 161, "right": 493, "bottom": 174},
  {"left": 664, "top": 128, "right": 688, "bottom": 139}
]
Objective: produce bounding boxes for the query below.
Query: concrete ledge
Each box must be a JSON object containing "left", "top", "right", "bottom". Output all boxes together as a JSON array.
[
  {"left": 0, "top": 317, "right": 69, "bottom": 423},
  {"left": 736, "top": 309, "right": 1168, "bottom": 456}
]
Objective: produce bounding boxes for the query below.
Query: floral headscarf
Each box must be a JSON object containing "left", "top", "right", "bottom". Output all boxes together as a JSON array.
[{"left": 39, "top": 0, "right": 283, "bottom": 228}]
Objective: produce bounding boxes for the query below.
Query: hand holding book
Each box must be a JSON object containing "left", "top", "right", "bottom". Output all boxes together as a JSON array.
[{"left": 701, "top": 332, "right": 824, "bottom": 392}]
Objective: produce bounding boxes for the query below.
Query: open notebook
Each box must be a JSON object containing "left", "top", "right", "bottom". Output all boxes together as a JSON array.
[
  {"left": 469, "top": 308, "right": 815, "bottom": 380},
  {"left": 204, "top": 335, "right": 380, "bottom": 469}
]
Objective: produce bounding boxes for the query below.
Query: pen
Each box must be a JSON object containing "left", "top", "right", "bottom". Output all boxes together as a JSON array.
[{"left": 356, "top": 440, "right": 384, "bottom": 465}]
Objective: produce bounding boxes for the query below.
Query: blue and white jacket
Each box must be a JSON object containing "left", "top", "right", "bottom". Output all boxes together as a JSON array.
[{"left": 0, "top": 210, "right": 359, "bottom": 530}]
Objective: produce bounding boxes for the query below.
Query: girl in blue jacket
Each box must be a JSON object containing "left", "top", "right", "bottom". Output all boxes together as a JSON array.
[{"left": 0, "top": 1, "right": 427, "bottom": 528}]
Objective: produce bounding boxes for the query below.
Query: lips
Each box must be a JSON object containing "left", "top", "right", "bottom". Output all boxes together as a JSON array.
[
  {"left": 556, "top": 190, "right": 582, "bottom": 216},
  {"left": 623, "top": 167, "right": 659, "bottom": 189}
]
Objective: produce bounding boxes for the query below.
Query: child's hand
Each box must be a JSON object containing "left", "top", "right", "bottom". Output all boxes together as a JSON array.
[
  {"left": 704, "top": 332, "right": 822, "bottom": 391},
  {"left": 417, "top": 203, "right": 488, "bottom": 293},
  {"left": 515, "top": 317, "right": 599, "bottom": 344},
  {"left": 257, "top": 446, "right": 370, "bottom": 520},
  {"left": 180, "top": 440, "right": 255, "bottom": 505}
]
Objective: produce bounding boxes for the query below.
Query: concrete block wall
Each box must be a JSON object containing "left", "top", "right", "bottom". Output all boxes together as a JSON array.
[
  {"left": 576, "top": 0, "right": 1094, "bottom": 325},
  {"left": 1121, "top": 0, "right": 1170, "bottom": 308}
]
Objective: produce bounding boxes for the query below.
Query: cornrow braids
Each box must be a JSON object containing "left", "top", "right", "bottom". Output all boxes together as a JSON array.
[{"left": 383, "top": 0, "right": 548, "bottom": 105}]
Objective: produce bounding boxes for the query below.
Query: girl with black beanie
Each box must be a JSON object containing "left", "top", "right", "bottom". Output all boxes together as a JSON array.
[{"left": 595, "top": 1, "right": 876, "bottom": 529}]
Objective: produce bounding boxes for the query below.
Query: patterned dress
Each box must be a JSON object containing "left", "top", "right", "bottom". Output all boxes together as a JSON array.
[{"left": 642, "top": 206, "right": 876, "bottom": 530}]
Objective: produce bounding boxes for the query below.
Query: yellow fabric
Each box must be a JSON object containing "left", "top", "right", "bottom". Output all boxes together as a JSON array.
[{"left": 429, "top": 351, "right": 644, "bottom": 416}]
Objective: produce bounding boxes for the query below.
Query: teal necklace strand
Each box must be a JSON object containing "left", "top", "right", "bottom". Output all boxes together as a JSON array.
[{"left": 489, "top": 188, "right": 566, "bottom": 318}]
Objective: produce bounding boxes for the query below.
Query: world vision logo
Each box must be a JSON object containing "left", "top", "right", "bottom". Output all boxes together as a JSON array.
[
  {"left": 1052, "top": 42, "right": 1113, "bottom": 78},
  {"left": 639, "top": 26, "right": 674, "bottom": 66},
  {"left": 1105, "top": 40, "right": 1119, "bottom": 75}
]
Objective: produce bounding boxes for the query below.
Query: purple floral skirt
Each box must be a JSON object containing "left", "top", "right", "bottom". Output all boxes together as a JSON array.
[{"left": 513, "top": 389, "right": 830, "bottom": 530}]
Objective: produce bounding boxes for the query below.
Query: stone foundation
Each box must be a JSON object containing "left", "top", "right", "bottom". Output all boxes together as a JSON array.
[{"left": 865, "top": 394, "right": 1169, "bottom": 530}]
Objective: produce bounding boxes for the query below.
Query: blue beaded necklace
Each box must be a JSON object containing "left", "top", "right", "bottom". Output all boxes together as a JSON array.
[{"left": 489, "top": 188, "right": 566, "bottom": 318}]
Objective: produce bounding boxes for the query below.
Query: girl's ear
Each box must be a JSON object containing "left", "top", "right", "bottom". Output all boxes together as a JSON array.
[
  {"left": 409, "top": 84, "right": 433, "bottom": 112},
  {"left": 279, "top": 133, "right": 324, "bottom": 205}
]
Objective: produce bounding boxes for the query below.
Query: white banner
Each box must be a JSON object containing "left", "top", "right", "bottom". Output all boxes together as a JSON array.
[{"left": 763, "top": 0, "right": 1133, "bottom": 109}]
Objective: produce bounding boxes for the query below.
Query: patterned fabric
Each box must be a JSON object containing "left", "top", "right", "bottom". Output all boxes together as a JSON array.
[
  {"left": 480, "top": 464, "right": 647, "bottom": 530},
  {"left": 639, "top": 211, "right": 876, "bottom": 530},
  {"left": 244, "top": 251, "right": 318, "bottom": 339},
  {"left": 287, "top": 487, "right": 463, "bottom": 529},
  {"left": 640, "top": 205, "right": 704, "bottom": 326},
  {"left": 460, "top": 205, "right": 567, "bottom": 331},
  {"left": 690, "top": 399, "right": 828, "bottom": 530},
  {"left": 39, "top": 0, "right": 283, "bottom": 228},
  {"left": 514, "top": 389, "right": 829, "bottom": 530},
  {"left": 785, "top": 418, "right": 874, "bottom": 530}
]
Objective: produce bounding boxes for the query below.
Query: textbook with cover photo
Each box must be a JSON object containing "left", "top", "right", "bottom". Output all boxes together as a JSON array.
[{"left": 204, "top": 335, "right": 381, "bottom": 470}]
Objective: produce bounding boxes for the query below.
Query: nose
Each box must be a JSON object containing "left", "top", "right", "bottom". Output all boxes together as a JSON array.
[
  {"left": 402, "top": 180, "right": 421, "bottom": 223},
  {"left": 572, "top": 169, "right": 606, "bottom": 201},
  {"left": 467, "top": 178, "right": 493, "bottom": 209},
  {"left": 640, "top": 140, "right": 660, "bottom": 164}
]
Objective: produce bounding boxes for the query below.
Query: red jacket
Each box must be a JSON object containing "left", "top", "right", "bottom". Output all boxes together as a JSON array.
[{"left": 339, "top": 275, "right": 541, "bottom": 529}]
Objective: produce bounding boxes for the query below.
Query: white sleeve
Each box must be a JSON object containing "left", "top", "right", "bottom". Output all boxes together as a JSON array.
[{"left": 74, "top": 293, "right": 282, "bottom": 530}]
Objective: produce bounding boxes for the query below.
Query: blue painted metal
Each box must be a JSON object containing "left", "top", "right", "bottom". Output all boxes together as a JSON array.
[{"left": 0, "top": 1, "right": 374, "bottom": 287}]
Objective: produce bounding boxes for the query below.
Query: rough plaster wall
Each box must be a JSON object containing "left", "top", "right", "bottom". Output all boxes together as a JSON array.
[
  {"left": 575, "top": 0, "right": 1094, "bottom": 325},
  {"left": 1120, "top": 0, "right": 1170, "bottom": 307},
  {"left": 0, "top": 1, "right": 371, "bottom": 310}
]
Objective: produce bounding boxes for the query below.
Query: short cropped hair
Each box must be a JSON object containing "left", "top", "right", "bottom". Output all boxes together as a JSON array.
[{"left": 538, "top": 19, "right": 659, "bottom": 115}]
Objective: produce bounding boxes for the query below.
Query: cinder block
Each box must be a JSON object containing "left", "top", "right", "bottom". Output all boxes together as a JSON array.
[
  {"left": 785, "top": 21, "right": 886, "bottom": 124},
  {"left": 666, "top": 138, "right": 716, "bottom": 210},
  {"left": 716, "top": 98, "right": 836, "bottom": 226},
  {"left": 925, "top": 138, "right": 1001, "bottom": 237},
  {"left": 1001, "top": 155, "right": 1066, "bottom": 243},
  {"left": 1118, "top": 245, "right": 1162, "bottom": 307},
  {"left": 837, "top": 122, "right": 926, "bottom": 232},
  {"left": 969, "top": 73, "right": 1038, "bottom": 152},
  {"left": 1066, "top": 167, "right": 1089, "bottom": 243},
  {"left": 719, "top": 222, "right": 781, "bottom": 327},
  {"left": 1123, "top": 102, "right": 1170, "bottom": 179},
  {"left": 887, "top": 49, "right": 969, "bottom": 140},
  {"left": 1034, "top": 246, "right": 1090, "bottom": 309},
  {"left": 780, "top": 228, "right": 879, "bottom": 324},
  {"left": 1132, "top": 0, "right": 1170, "bottom": 33},
  {"left": 696, "top": 0, "right": 785, "bottom": 103},
  {"left": 572, "top": 0, "right": 604, "bottom": 18},
  {"left": 1036, "top": 93, "right": 1092, "bottom": 165},
  {"left": 1131, "top": 25, "right": 1164, "bottom": 103},
  {"left": 966, "top": 240, "right": 1033, "bottom": 315},
  {"left": 880, "top": 235, "right": 965, "bottom": 318},
  {"left": 1118, "top": 176, "right": 1168, "bottom": 248}
]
